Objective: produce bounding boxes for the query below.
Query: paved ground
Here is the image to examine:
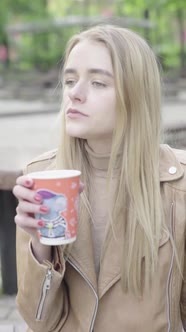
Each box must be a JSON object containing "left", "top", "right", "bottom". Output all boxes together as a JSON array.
[
  {"left": 0, "top": 295, "right": 27, "bottom": 331},
  {"left": 0, "top": 92, "right": 185, "bottom": 331}
]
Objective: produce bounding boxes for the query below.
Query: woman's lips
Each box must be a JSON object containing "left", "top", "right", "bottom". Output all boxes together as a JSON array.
[{"left": 66, "top": 109, "right": 88, "bottom": 118}]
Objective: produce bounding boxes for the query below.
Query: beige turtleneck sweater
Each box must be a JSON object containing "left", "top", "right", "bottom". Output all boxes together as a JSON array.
[{"left": 85, "top": 144, "right": 120, "bottom": 275}]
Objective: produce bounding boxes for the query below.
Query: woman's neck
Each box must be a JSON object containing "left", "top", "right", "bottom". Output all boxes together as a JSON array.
[{"left": 87, "top": 138, "right": 112, "bottom": 154}]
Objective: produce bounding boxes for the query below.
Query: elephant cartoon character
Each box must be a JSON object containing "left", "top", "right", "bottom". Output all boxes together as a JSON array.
[{"left": 36, "top": 190, "right": 68, "bottom": 239}]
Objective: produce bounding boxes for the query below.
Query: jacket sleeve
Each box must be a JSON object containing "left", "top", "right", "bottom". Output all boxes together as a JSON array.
[
  {"left": 16, "top": 156, "right": 69, "bottom": 331},
  {"left": 181, "top": 250, "right": 186, "bottom": 331},
  {"left": 16, "top": 227, "right": 69, "bottom": 331},
  {"left": 180, "top": 191, "right": 186, "bottom": 331}
]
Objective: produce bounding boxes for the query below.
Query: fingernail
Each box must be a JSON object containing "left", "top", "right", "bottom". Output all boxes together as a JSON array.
[
  {"left": 38, "top": 220, "right": 45, "bottom": 227},
  {"left": 40, "top": 205, "right": 49, "bottom": 213},
  {"left": 34, "top": 194, "right": 42, "bottom": 202}
]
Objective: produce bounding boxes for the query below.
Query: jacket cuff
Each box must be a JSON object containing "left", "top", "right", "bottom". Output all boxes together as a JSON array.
[{"left": 29, "top": 240, "right": 65, "bottom": 274}]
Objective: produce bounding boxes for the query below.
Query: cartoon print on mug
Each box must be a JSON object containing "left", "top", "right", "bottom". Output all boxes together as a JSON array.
[{"left": 35, "top": 189, "right": 68, "bottom": 239}]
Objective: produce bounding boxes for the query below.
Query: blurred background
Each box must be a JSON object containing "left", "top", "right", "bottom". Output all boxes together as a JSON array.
[
  {"left": 0, "top": 0, "right": 186, "bottom": 76},
  {"left": 0, "top": 0, "right": 186, "bottom": 96},
  {"left": 0, "top": 1, "right": 185, "bottom": 330},
  {"left": 0, "top": 0, "right": 185, "bottom": 160}
]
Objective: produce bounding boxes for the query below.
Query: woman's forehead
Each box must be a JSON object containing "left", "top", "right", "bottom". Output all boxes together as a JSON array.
[{"left": 65, "top": 40, "right": 113, "bottom": 73}]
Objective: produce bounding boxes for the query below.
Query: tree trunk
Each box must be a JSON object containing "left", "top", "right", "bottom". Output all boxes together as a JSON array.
[
  {"left": 176, "top": 8, "right": 186, "bottom": 77},
  {"left": 144, "top": 9, "right": 150, "bottom": 42}
]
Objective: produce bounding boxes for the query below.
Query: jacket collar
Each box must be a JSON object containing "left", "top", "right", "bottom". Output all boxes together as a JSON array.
[
  {"left": 65, "top": 215, "right": 97, "bottom": 291},
  {"left": 45, "top": 144, "right": 184, "bottom": 182},
  {"left": 159, "top": 144, "right": 184, "bottom": 182}
]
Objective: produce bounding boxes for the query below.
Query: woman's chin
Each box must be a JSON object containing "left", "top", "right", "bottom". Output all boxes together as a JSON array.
[{"left": 65, "top": 128, "right": 87, "bottom": 140}]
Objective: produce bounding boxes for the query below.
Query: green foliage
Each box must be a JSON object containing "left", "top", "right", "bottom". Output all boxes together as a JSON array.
[
  {"left": 157, "top": 44, "right": 180, "bottom": 69},
  {"left": 0, "top": 2, "right": 9, "bottom": 43},
  {"left": 0, "top": 0, "right": 185, "bottom": 73},
  {"left": 122, "top": 0, "right": 186, "bottom": 72},
  {"left": 19, "top": 28, "right": 76, "bottom": 71},
  {"left": 2, "top": 0, "right": 49, "bottom": 17}
]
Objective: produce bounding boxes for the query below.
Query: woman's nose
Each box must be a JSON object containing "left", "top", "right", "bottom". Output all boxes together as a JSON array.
[{"left": 68, "top": 83, "right": 86, "bottom": 103}]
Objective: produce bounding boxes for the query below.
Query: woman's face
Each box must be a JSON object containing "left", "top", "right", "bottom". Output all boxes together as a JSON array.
[{"left": 63, "top": 39, "right": 116, "bottom": 153}]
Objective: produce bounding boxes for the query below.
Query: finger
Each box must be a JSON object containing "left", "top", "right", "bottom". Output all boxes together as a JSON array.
[
  {"left": 16, "top": 222, "right": 41, "bottom": 241},
  {"left": 13, "top": 185, "right": 43, "bottom": 204},
  {"left": 16, "top": 201, "right": 49, "bottom": 215},
  {"left": 14, "top": 213, "right": 44, "bottom": 229},
  {"left": 16, "top": 175, "right": 34, "bottom": 188},
  {"left": 79, "top": 182, "right": 84, "bottom": 193}
]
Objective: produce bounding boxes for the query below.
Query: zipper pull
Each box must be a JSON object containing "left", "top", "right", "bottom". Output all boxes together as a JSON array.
[{"left": 45, "top": 268, "right": 52, "bottom": 289}]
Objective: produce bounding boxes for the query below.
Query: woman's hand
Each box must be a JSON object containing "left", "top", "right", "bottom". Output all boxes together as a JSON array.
[
  {"left": 13, "top": 175, "right": 52, "bottom": 263},
  {"left": 13, "top": 175, "right": 84, "bottom": 263},
  {"left": 13, "top": 175, "right": 46, "bottom": 240}
]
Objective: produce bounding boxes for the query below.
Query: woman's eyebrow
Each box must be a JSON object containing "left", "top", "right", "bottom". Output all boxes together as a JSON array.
[
  {"left": 88, "top": 68, "right": 114, "bottom": 78},
  {"left": 64, "top": 68, "right": 77, "bottom": 75},
  {"left": 64, "top": 68, "right": 113, "bottom": 78}
]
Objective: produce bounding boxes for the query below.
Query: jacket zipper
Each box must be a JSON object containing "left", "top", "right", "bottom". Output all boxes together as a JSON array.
[
  {"left": 36, "top": 268, "right": 52, "bottom": 321},
  {"left": 66, "top": 257, "right": 99, "bottom": 332},
  {"left": 166, "top": 202, "right": 174, "bottom": 332}
]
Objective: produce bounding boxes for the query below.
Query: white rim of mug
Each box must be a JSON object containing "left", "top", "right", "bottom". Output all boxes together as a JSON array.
[
  {"left": 40, "top": 236, "right": 76, "bottom": 246},
  {"left": 28, "top": 170, "right": 81, "bottom": 179}
]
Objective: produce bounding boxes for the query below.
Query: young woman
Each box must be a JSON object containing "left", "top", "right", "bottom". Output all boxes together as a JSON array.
[{"left": 13, "top": 25, "right": 186, "bottom": 332}]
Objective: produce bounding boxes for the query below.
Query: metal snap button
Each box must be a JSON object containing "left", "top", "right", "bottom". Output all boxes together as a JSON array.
[{"left": 169, "top": 166, "right": 177, "bottom": 175}]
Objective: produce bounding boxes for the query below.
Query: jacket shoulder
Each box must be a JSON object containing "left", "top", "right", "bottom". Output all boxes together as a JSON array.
[
  {"left": 165, "top": 146, "right": 186, "bottom": 192},
  {"left": 24, "top": 149, "right": 57, "bottom": 174},
  {"left": 160, "top": 144, "right": 185, "bottom": 182}
]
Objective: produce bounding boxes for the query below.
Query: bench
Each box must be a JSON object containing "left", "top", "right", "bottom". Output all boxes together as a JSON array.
[{"left": 0, "top": 169, "right": 22, "bottom": 294}]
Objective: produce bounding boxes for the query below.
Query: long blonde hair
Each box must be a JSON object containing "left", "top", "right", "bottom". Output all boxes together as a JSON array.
[{"left": 57, "top": 25, "right": 163, "bottom": 295}]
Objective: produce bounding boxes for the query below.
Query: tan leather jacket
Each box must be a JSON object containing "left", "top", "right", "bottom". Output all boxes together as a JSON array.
[{"left": 16, "top": 145, "right": 186, "bottom": 332}]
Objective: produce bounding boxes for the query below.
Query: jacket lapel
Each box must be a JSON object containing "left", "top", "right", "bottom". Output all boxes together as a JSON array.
[
  {"left": 66, "top": 216, "right": 97, "bottom": 291},
  {"left": 98, "top": 220, "right": 122, "bottom": 299}
]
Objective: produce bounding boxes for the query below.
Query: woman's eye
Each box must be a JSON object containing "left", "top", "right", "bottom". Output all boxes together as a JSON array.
[
  {"left": 64, "top": 79, "right": 76, "bottom": 86},
  {"left": 92, "top": 81, "right": 106, "bottom": 88}
]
